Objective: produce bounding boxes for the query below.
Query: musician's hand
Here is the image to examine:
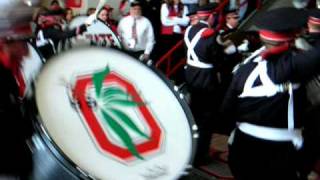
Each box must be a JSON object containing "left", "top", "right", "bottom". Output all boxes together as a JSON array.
[
  {"left": 85, "top": 14, "right": 96, "bottom": 26},
  {"left": 237, "top": 39, "right": 249, "bottom": 52},
  {"left": 224, "top": 44, "right": 237, "bottom": 55},
  {"left": 139, "top": 54, "right": 150, "bottom": 61}
]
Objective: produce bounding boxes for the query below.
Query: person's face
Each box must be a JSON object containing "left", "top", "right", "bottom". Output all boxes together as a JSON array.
[
  {"left": 98, "top": 9, "right": 108, "bottom": 22},
  {"left": 190, "top": 15, "right": 199, "bottom": 25},
  {"left": 66, "top": 10, "right": 73, "bottom": 21},
  {"left": 130, "top": 5, "right": 142, "bottom": 18},
  {"left": 226, "top": 12, "right": 239, "bottom": 28}
]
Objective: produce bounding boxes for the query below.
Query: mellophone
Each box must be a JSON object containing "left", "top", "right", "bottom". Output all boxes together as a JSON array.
[{"left": 26, "top": 46, "right": 198, "bottom": 180}]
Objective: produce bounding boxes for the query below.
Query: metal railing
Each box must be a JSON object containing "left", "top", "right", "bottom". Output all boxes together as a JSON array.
[{"left": 155, "top": 0, "right": 263, "bottom": 79}]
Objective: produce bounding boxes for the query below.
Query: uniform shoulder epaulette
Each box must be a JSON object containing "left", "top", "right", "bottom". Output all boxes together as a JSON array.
[{"left": 201, "top": 28, "right": 215, "bottom": 38}]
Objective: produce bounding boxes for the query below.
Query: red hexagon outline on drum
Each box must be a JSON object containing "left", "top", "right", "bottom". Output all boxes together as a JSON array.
[{"left": 72, "top": 71, "right": 164, "bottom": 163}]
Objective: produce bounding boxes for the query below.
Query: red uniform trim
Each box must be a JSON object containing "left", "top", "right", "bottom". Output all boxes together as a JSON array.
[{"left": 259, "top": 30, "right": 294, "bottom": 42}]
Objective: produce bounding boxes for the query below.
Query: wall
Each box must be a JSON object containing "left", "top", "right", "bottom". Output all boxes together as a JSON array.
[{"left": 42, "top": 0, "right": 123, "bottom": 19}]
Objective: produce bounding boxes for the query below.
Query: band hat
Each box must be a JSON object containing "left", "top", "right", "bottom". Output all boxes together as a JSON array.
[
  {"left": 223, "top": 7, "right": 238, "bottom": 15},
  {"left": 43, "top": 8, "right": 66, "bottom": 16},
  {"left": 130, "top": 0, "right": 142, "bottom": 7},
  {"left": 254, "top": 7, "right": 308, "bottom": 42},
  {"left": 186, "top": 9, "right": 197, "bottom": 17},
  {"left": 197, "top": 3, "right": 218, "bottom": 17},
  {"left": 308, "top": 8, "right": 320, "bottom": 25}
]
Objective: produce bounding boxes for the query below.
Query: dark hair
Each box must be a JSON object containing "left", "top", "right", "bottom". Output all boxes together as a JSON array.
[
  {"left": 86, "top": 7, "right": 96, "bottom": 16},
  {"left": 50, "top": 0, "right": 59, "bottom": 6},
  {"left": 165, "top": 0, "right": 184, "bottom": 17}
]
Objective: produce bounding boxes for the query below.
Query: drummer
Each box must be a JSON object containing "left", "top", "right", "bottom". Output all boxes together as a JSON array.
[{"left": 0, "top": 0, "right": 41, "bottom": 179}]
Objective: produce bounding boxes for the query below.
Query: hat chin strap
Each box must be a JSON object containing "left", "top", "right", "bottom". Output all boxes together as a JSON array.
[{"left": 260, "top": 42, "right": 290, "bottom": 60}]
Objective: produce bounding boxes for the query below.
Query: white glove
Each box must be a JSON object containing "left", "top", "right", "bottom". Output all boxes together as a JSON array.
[
  {"left": 173, "top": 25, "right": 182, "bottom": 34},
  {"left": 237, "top": 39, "right": 249, "bottom": 52},
  {"left": 85, "top": 14, "right": 96, "bottom": 26},
  {"left": 224, "top": 44, "right": 237, "bottom": 54}
]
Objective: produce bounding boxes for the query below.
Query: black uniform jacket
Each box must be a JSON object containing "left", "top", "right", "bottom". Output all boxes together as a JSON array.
[
  {"left": 37, "top": 24, "right": 86, "bottom": 59},
  {"left": 184, "top": 21, "right": 222, "bottom": 91},
  {"left": 0, "top": 65, "right": 32, "bottom": 175},
  {"left": 221, "top": 42, "right": 320, "bottom": 130}
]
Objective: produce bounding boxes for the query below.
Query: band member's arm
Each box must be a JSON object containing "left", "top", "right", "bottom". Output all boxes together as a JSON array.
[
  {"left": 160, "top": 4, "right": 179, "bottom": 26},
  {"left": 278, "top": 41, "right": 320, "bottom": 83},
  {"left": 44, "top": 24, "right": 87, "bottom": 41},
  {"left": 174, "top": 6, "right": 190, "bottom": 26},
  {"left": 220, "top": 74, "right": 240, "bottom": 133},
  {"left": 144, "top": 20, "right": 155, "bottom": 57}
]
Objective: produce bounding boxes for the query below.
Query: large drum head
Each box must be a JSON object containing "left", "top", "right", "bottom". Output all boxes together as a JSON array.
[
  {"left": 68, "top": 16, "right": 122, "bottom": 49},
  {"left": 35, "top": 48, "right": 197, "bottom": 180}
]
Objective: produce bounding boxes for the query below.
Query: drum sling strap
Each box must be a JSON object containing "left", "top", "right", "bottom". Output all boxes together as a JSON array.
[
  {"left": 229, "top": 51, "right": 303, "bottom": 150},
  {"left": 36, "top": 30, "right": 56, "bottom": 54},
  {"left": 184, "top": 26, "right": 213, "bottom": 68}
]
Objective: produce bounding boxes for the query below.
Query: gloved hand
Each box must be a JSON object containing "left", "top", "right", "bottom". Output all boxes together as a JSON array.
[
  {"left": 85, "top": 14, "right": 96, "bottom": 26},
  {"left": 224, "top": 44, "right": 237, "bottom": 54},
  {"left": 237, "top": 39, "right": 249, "bottom": 52},
  {"left": 139, "top": 54, "right": 150, "bottom": 61}
]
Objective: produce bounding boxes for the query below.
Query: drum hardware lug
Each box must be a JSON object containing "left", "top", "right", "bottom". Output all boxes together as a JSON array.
[
  {"left": 193, "top": 133, "right": 199, "bottom": 138},
  {"left": 174, "top": 86, "right": 179, "bottom": 92},
  {"left": 179, "top": 93, "right": 184, "bottom": 99},
  {"left": 180, "top": 164, "right": 193, "bottom": 176},
  {"left": 192, "top": 125, "right": 198, "bottom": 131}
]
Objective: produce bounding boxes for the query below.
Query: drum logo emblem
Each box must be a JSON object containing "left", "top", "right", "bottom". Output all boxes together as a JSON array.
[{"left": 72, "top": 66, "right": 164, "bottom": 163}]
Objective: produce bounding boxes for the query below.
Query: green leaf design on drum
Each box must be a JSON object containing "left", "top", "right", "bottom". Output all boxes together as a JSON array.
[{"left": 92, "top": 66, "right": 148, "bottom": 160}]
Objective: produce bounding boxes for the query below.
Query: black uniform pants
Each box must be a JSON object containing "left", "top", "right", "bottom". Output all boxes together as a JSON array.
[
  {"left": 189, "top": 87, "right": 219, "bottom": 166},
  {"left": 228, "top": 129, "right": 305, "bottom": 180}
]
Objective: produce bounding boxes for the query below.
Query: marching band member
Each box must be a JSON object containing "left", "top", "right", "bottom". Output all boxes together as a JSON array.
[
  {"left": 297, "top": 8, "right": 320, "bottom": 178},
  {"left": 0, "top": 0, "right": 41, "bottom": 178},
  {"left": 221, "top": 7, "right": 320, "bottom": 179},
  {"left": 183, "top": 3, "right": 222, "bottom": 167}
]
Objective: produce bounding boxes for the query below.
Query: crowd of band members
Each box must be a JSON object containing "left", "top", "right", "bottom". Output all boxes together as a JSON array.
[
  {"left": 32, "top": 0, "right": 253, "bottom": 62},
  {"left": 2, "top": 0, "right": 320, "bottom": 179}
]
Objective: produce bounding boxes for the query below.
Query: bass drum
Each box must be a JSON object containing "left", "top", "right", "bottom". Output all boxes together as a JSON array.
[
  {"left": 67, "top": 16, "right": 122, "bottom": 49},
  {"left": 31, "top": 48, "right": 198, "bottom": 180}
]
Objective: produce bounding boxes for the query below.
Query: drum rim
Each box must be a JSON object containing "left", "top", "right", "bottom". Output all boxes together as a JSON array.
[
  {"left": 34, "top": 47, "right": 198, "bottom": 179},
  {"left": 33, "top": 120, "right": 95, "bottom": 180}
]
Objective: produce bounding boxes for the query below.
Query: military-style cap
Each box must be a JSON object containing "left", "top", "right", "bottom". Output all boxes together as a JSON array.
[
  {"left": 254, "top": 7, "right": 308, "bottom": 42},
  {"left": 0, "top": 0, "right": 41, "bottom": 39},
  {"left": 130, "top": 0, "right": 141, "bottom": 7},
  {"left": 223, "top": 7, "right": 238, "bottom": 15},
  {"left": 43, "top": 8, "right": 65, "bottom": 16},
  {"left": 186, "top": 9, "right": 197, "bottom": 17},
  {"left": 197, "top": 3, "right": 218, "bottom": 17},
  {"left": 308, "top": 8, "right": 320, "bottom": 25}
]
